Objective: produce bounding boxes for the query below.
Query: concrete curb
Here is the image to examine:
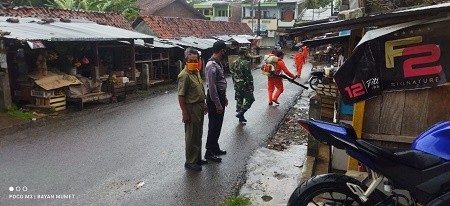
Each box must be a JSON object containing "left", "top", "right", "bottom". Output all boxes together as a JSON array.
[
  {"left": 299, "top": 156, "right": 316, "bottom": 185},
  {"left": 298, "top": 145, "right": 331, "bottom": 186}
]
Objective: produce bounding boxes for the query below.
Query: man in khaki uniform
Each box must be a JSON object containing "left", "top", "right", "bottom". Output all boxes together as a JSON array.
[{"left": 178, "top": 48, "right": 208, "bottom": 172}]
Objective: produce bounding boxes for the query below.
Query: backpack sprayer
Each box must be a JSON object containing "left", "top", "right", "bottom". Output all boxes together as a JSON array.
[{"left": 261, "top": 54, "right": 308, "bottom": 89}]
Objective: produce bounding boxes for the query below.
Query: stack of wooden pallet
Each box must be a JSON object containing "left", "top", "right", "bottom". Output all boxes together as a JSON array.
[
  {"left": 35, "top": 94, "right": 66, "bottom": 112},
  {"left": 316, "top": 82, "right": 338, "bottom": 121}
]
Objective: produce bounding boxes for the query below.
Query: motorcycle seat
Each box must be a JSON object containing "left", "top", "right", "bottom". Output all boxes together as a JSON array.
[
  {"left": 394, "top": 150, "right": 442, "bottom": 170},
  {"left": 357, "top": 140, "right": 442, "bottom": 170}
]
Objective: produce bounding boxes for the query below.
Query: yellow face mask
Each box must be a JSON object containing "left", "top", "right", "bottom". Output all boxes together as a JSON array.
[{"left": 186, "top": 63, "right": 199, "bottom": 72}]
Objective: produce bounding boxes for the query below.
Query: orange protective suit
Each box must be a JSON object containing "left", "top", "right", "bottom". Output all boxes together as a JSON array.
[
  {"left": 268, "top": 57, "right": 296, "bottom": 104},
  {"left": 294, "top": 52, "right": 304, "bottom": 76},
  {"left": 302, "top": 46, "right": 309, "bottom": 62}
]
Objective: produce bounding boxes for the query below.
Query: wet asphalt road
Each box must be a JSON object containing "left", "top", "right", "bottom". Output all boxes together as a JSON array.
[{"left": 0, "top": 54, "right": 306, "bottom": 206}]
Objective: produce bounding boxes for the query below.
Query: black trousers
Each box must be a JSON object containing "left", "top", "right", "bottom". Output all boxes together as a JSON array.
[{"left": 206, "top": 90, "right": 226, "bottom": 152}]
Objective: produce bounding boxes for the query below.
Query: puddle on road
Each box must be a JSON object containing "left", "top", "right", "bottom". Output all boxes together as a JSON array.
[{"left": 239, "top": 145, "right": 307, "bottom": 206}]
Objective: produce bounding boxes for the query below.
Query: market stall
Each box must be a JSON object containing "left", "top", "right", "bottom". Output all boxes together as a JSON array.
[{"left": 0, "top": 17, "right": 154, "bottom": 110}]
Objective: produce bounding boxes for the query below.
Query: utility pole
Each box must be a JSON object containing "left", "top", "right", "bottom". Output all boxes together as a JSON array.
[
  {"left": 257, "top": 0, "right": 261, "bottom": 55},
  {"left": 331, "top": 0, "right": 334, "bottom": 16},
  {"left": 251, "top": 2, "right": 254, "bottom": 37}
]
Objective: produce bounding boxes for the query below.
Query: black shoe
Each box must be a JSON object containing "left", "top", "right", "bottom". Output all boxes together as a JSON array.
[
  {"left": 268, "top": 102, "right": 273, "bottom": 106},
  {"left": 215, "top": 149, "right": 227, "bottom": 155},
  {"left": 204, "top": 152, "right": 222, "bottom": 162},
  {"left": 236, "top": 111, "right": 244, "bottom": 119},
  {"left": 184, "top": 163, "right": 202, "bottom": 171},
  {"left": 197, "top": 159, "right": 208, "bottom": 165}
]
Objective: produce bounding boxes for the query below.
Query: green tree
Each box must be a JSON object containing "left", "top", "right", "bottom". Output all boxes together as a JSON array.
[
  {"left": 47, "top": 0, "right": 83, "bottom": 10},
  {"left": 334, "top": 0, "right": 341, "bottom": 10},
  {"left": 44, "top": 0, "right": 139, "bottom": 20}
]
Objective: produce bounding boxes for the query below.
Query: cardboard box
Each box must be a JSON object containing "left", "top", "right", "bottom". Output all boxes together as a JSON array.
[{"left": 117, "top": 77, "right": 129, "bottom": 84}]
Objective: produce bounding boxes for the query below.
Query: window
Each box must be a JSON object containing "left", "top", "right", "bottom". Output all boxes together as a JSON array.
[
  {"left": 263, "top": 11, "right": 270, "bottom": 18},
  {"left": 203, "top": 9, "right": 211, "bottom": 15},
  {"left": 217, "top": 9, "right": 227, "bottom": 17}
]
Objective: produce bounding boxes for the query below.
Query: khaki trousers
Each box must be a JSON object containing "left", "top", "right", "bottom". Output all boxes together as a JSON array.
[{"left": 185, "top": 102, "right": 204, "bottom": 164}]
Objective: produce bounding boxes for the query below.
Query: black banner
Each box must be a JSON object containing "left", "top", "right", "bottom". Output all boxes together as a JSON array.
[{"left": 334, "top": 18, "right": 450, "bottom": 104}]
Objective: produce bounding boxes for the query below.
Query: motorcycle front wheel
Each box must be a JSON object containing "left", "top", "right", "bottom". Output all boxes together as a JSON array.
[
  {"left": 288, "top": 173, "right": 385, "bottom": 206},
  {"left": 309, "top": 76, "right": 321, "bottom": 90}
]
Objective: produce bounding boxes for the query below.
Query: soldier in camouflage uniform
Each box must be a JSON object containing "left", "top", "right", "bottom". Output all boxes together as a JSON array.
[{"left": 230, "top": 48, "right": 255, "bottom": 122}]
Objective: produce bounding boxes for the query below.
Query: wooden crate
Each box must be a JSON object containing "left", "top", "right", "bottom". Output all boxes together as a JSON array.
[
  {"left": 35, "top": 94, "right": 66, "bottom": 111},
  {"left": 316, "top": 82, "right": 338, "bottom": 98},
  {"left": 315, "top": 81, "right": 338, "bottom": 121},
  {"left": 320, "top": 96, "right": 336, "bottom": 121}
]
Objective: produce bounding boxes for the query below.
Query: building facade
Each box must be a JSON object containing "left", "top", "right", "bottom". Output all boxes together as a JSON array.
[
  {"left": 241, "top": 2, "right": 278, "bottom": 48},
  {"left": 193, "top": 1, "right": 242, "bottom": 22}
]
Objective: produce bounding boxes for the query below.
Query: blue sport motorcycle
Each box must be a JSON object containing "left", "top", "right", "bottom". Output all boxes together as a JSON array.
[{"left": 288, "top": 119, "right": 450, "bottom": 206}]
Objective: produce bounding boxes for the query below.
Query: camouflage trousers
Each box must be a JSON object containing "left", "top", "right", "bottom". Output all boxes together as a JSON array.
[{"left": 235, "top": 89, "right": 255, "bottom": 113}]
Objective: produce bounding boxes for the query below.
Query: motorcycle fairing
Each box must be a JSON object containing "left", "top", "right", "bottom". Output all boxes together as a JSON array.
[
  {"left": 303, "top": 119, "right": 450, "bottom": 204},
  {"left": 306, "top": 120, "right": 358, "bottom": 150},
  {"left": 412, "top": 121, "right": 450, "bottom": 160}
]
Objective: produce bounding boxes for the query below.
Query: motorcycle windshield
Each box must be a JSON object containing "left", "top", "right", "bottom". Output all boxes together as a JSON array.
[{"left": 412, "top": 121, "right": 450, "bottom": 160}]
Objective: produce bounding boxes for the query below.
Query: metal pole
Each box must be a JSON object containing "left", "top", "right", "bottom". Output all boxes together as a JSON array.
[
  {"left": 331, "top": 0, "right": 334, "bottom": 16},
  {"left": 250, "top": 3, "right": 254, "bottom": 51},
  {"left": 257, "top": 0, "right": 261, "bottom": 55},
  {"left": 251, "top": 3, "right": 254, "bottom": 37}
]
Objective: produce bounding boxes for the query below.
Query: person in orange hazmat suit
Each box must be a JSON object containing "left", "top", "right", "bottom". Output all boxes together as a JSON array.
[{"left": 267, "top": 50, "right": 297, "bottom": 105}]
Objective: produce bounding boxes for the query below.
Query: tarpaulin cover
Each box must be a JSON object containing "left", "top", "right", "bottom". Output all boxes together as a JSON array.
[{"left": 334, "top": 17, "right": 450, "bottom": 104}]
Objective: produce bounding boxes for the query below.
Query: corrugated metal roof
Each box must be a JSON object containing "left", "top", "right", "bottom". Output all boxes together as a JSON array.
[
  {"left": 230, "top": 35, "right": 251, "bottom": 44},
  {"left": 133, "top": 38, "right": 180, "bottom": 49},
  {"left": 179, "top": 37, "right": 215, "bottom": 50},
  {"left": 216, "top": 35, "right": 233, "bottom": 41},
  {"left": 164, "top": 39, "right": 199, "bottom": 49},
  {"left": 0, "top": 17, "right": 154, "bottom": 41},
  {"left": 152, "top": 40, "right": 180, "bottom": 48},
  {"left": 157, "top": 37, "right": 218, "bottom": 50},
  {"left": 235, "top": 34, "right": 256, "bottom": 40}
]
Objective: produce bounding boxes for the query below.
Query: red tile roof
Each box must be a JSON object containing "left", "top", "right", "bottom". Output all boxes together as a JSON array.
[
  {"left": 0, "top": 6, "right": 133, "bottom": 30},
  {"left": 135, "top": 15, "right": 254, "bottom": 39}
]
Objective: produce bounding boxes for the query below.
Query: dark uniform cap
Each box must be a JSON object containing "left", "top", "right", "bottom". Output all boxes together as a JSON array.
[{"left": 212, "top": 41, "right": 227, "bottom": 53}]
